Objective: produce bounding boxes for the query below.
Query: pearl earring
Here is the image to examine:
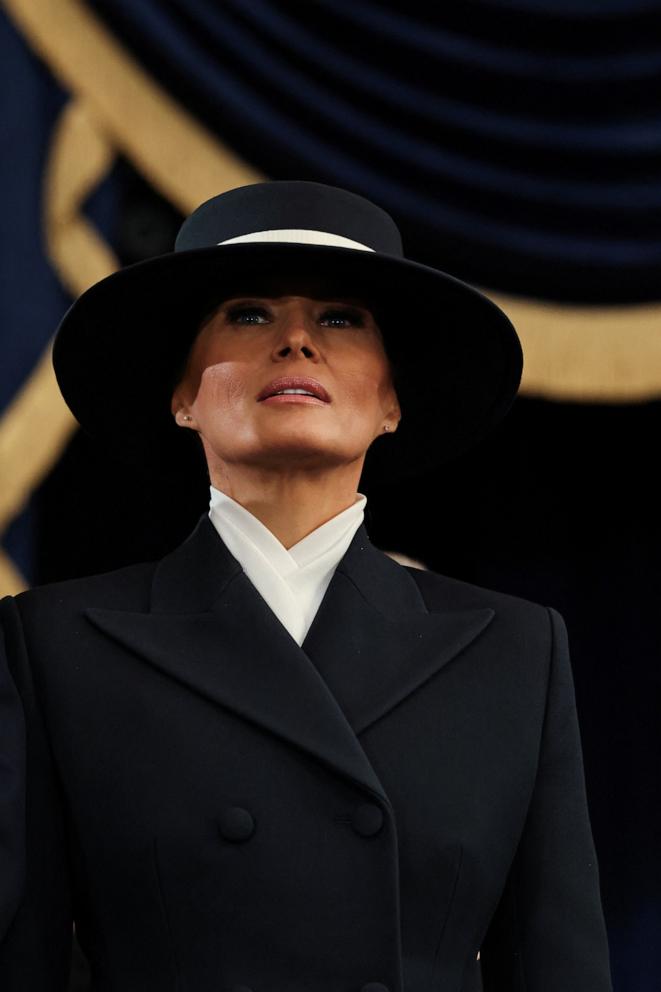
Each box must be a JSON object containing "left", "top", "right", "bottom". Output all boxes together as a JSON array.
[{"left": 182, "top": 415, "right": 192, "bottom": 422}]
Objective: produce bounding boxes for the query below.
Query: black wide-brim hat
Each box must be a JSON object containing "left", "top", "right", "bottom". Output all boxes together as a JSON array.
[{"left": 53, "top": 180, "right": 523, "bottom": 484}]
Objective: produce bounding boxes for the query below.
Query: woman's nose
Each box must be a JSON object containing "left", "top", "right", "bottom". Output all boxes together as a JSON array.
[{"left": 274, "top": 308, "right": 319, "bottom": 356}]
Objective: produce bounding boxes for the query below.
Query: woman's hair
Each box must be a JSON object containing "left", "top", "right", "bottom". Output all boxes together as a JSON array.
[{"left": 170, "top": 298, "right": 223, "bottom": 395}]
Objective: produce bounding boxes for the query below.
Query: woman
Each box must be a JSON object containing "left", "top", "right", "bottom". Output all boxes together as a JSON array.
[{"left": 0, "top": 181, "right": 612, "bottom": 991}]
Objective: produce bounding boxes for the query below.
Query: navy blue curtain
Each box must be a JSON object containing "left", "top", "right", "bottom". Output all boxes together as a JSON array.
[
  {"left": 88, "top": 0, "right": 661, "bottom": 301},
  {"left": 0, "top": 13, "right": 68, "bottom": 576}
]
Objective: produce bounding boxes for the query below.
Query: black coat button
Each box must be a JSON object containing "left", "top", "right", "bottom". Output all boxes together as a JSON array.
[
  {"left": 361, "top": 984, "right": 389, "bottom": 992},
  {"left": 218, "top": 806, "right": 255, "bottom": 842},
  {"left": 351, "top": 803, "right": 384, "bottom": 837}
]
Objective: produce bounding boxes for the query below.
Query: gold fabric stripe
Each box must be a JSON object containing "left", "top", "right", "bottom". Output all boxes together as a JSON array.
[
  {"left": 45, "top": 99, "right": 118, "bottom": 295},
  {"left": 0, "top": 98, "right": 117, "bottom": 595},
  {"left": 0, "top": 550, "right": 27, "bottom": 596},
  {"left": 3, "top": 0, "right": 263, "bottom": 214},
  {"left": 0, "top": 343, "right": 76, "bottom": 539},
  {"left": 490, "top": 293, "right": 661, "bottom": 402},
  {"left": 0, "top": 348, "right": 77, "bottom": 596}
]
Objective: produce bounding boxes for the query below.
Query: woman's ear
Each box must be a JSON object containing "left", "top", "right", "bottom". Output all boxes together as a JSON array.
[
  {"left": 385, "top": 380, "right": 401, "bottom": 427},
  {"left": 170, "top": 386, "right": 183, "bottom": 418},
  {"left": 171, "top": 385, "right": 193, "bottom": 426}
]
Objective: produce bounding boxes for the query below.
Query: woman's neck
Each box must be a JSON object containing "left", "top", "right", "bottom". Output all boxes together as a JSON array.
[{"left": 208, "top": 465, "right": 364, "bottom": 549}]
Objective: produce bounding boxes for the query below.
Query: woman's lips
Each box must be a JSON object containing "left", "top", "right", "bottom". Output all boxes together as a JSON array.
[
  {"left": 257, "top": 376, "right": 331, "bottom": 402},
  {"left": 259, "top": 394, "right": 328, "bottom": 405}
]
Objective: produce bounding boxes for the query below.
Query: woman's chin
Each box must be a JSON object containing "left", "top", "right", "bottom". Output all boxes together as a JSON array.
[
  {"left": 246, "top": 447, "right": 363, "bottom": 473},
  {"left": 256, "top": 443, "right": 351, "bottom": 469},
  {"left": 204, "top": 430, "right": 368, "bottom": 472}
]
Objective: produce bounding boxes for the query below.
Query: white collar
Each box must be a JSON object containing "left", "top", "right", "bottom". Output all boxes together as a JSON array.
[
  {"left": 208, "top": 485, "right": 367, "bottom": 580},
  {"left": 207, "top": 485, "right": 367, "bottom": 645}
]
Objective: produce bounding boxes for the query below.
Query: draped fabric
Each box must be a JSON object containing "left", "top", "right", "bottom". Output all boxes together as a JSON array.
[
  {"left": 87, "top": 0, "right": 661, "bottom": 301},
  {"left": 0, "top": 13, "right": 68, "bottom": 581},
  {"left": 3, "top": 0, "right": 661, "bottom": 592}
]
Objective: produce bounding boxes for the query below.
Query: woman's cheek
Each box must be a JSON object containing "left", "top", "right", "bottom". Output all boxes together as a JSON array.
[
  {"left": 341, "top": 373, "right": 383, "bottom": 416},
  {"left": 196, "top": 364, "right": 246, "bottom": 416}
]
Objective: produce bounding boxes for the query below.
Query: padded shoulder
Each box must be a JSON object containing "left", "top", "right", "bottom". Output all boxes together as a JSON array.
[
  {"left": 402, "top": 563, "right": 550, "bottom": 625},
  {"left": 13, "top": 559, "right": 157, "bottom": 620}
]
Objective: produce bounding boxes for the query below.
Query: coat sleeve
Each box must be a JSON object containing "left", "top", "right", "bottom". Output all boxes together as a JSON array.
[
  {"left": 0, "top": 599, "right": 24, "bottom": 941},
  {"left": 0, "top": 595, "right": 73, "bottom": 989},
  {"left": 479, "top": 606, "right": 613, "bottom": 992}
]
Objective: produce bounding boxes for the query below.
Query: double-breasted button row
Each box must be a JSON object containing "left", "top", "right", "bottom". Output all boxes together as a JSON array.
[
  {"left": 351, "top": 802, "right": 384, "bottom": 837},
  {"left": 218, "top": 802, "right": 385, "bottom": 842}
]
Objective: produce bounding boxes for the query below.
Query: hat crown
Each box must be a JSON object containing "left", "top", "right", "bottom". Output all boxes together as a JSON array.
[{"left": 174, "top": 180, "right": 404, "bottom": 256}]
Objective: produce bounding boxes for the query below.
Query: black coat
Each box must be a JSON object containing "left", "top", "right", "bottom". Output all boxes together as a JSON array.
[
  {"left": 0, "top": 514, "right": 613, "bottom": 991},
  {"left": 0, "top": 645, "right": 23, "bottom": 941}
]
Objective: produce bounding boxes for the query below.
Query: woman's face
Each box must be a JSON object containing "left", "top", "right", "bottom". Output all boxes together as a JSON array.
[{"left": 171, "top": 292, "right": 400, "bottom": 478}]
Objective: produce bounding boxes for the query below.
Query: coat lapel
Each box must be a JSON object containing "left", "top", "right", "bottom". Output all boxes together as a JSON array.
[
  {"left": 86, "top": 514, "right": 493, "bottom": 805},
  {"left": 301, "top": 530, "right": 494, "bottom": 736}
]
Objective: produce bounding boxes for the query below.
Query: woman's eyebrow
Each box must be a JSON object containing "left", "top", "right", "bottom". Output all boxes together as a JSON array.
[
  {"left": 221, "top": 297, "right": 271, "bottom": 308},
  {"left": 311, "top": 298, "right": 374, "bottom": 312},
  {"left": 218, "top": 295, "right": 374, "bottom": 312}
]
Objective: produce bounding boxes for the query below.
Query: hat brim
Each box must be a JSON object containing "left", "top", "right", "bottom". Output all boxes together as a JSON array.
[{"left": 52, "top": 241, "right": 522, "bottom": 484}]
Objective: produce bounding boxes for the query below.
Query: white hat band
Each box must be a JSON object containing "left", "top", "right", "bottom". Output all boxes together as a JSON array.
[{"left": 217, "top": 228, "right": 375, "bottom": 251}]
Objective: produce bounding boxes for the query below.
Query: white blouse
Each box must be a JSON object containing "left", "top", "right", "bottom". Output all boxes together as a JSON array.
[{"left": 208, "top": 486, "right": 367, "bottom": 646}]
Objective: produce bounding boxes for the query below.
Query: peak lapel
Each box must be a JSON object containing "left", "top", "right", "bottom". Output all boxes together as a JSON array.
[
  {"left": 85, "top": 516, "right": 494, "bottom": 807},
  {"left": 301, "top": 526, "right": 495, "bottom": 735},
  {"left": 85, "top": 515, "right": 390, "bottom": 804}
]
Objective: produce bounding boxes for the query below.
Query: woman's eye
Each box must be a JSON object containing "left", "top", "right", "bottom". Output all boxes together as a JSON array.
[
  {"left": 319, "top": 308, "right": 365, "bottom": 328},
  {"left": 226, "top": 306, "right": 270, "bottom": 325}
]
